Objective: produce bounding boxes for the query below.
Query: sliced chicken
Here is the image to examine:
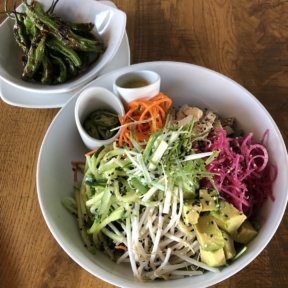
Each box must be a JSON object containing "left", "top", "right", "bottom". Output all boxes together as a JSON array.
[
  {"left": 169, "top": 104, "right": 235, "bottom": 137},
  {"left": 177, "top": 114, "right": 193, "bottom": 127},
  {"left": 221, "top": 116, "right": 235, "bottom": 127},
  {"left": 170, "top": 104, "right": 204, "bottom": 127},
  {"left": 193, "top": 110, "right": 217, "bottom": 135},
  {"left": 181, "top": 105, "right": 203, "bottom": 121}
]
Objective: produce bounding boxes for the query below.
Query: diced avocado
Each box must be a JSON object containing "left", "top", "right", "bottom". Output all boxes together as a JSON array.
[
  {"left": 221, "top": 230, "right": 236, "bottom": 260},
  {"left": 200, "top": 247, "right": 226, "bottom": 267},
  {"left": 233, "top": 220, "right": 258, "bottom": 244},
  {"left": 210, "top": 200, "right": 246, "bottom": 235},
  {"left": 194, "top": 214, "right": 224, "bottom": 251},
  {"left": 199, "top": 189, "right": 219, "bottom": 211},
  {"left": 182, "top": 200, "right": 202, "bottom": 225}
]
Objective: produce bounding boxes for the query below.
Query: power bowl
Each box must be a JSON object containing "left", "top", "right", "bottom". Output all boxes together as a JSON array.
[
  {"left": 37, "top": 61, "right": 288, "bottom": 288},
  {"left": 0, "top": 0, "right": 126, "bottom": 94}
]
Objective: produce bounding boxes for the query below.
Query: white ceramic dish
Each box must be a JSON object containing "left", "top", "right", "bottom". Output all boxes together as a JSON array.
[
  {"left": 37, "top": 61, "right": 288, "bottom": 288},
  {"left": 75, "top": 86, "right": 125, "bottom": 150},
  {"left": 113, "top": 70, "right": 161, "bottom": 106},
  {"left": 0, "top": 30, "right": 130, "bottom": 108},
  {"left": 0, "top": 0, "right": 126, "bottom": 94}
]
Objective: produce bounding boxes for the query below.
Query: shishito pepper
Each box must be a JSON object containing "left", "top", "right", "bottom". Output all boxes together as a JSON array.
[
  {"left": 22, "top": 32, "right": 46, "bottom": 80},
  {"left": 13, "top": 14, "right": 30, "bottom": 54},
  {"left": 5, "top": 0, "right": 105, "bottom": 85},
  {"left": 49, "top": 53, "right": 67, "bottom": 84},
  {"left": 23, "top": 0, "right": 104, "bottom": 53},
  {"left": 65, "top": 21, "right": 94, "bottom": 33},
  {"left": 23, "top": 16, "right": 38, "bottom": 39},
  {"left": 63, "top": 56, "right": 78, "bottom": 79},
  {"left": 46, "top": 37, "right": 82, "bottom": 68},
  {"left": 40, "top": 54, "right": 53, "bottom": 84}
]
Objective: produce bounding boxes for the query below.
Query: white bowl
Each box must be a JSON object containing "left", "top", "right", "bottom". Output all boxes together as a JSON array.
[
  {"left": 113, "top": 70, "right": 161, "bottom": 106},
  {"left": 37, "top": 61, "right": 288, "bottom": 288},
  {"left": 0, "top": 0, "right": 126, "bottom": 94},
  {"left": 75, "top": 86, "right": 125, "bottom": 150}
]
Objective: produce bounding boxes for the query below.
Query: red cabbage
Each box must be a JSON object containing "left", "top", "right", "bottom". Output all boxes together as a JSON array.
[{"left": 193, "top": 128, "right": 277, "bottom": 219}]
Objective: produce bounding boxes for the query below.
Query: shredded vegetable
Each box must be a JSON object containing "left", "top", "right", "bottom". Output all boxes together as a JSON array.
[
  {"left": 63, "top": 98, "right": 277, "bottom": 281},
  {"left": 65, "top": 119, "right": 220, "bottom": 280},
  {"left": 194, "top": 127, "right": 277, "bottom": 218},
  {"left": 118, "top": 92, "right": 172, "bottom": 147}
]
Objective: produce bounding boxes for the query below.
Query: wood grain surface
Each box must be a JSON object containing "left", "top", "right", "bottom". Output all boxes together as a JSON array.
[{"left": 0, "top": 0, "right": 287, "bottom": 287}]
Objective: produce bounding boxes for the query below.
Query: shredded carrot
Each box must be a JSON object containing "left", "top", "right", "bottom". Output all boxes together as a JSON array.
[
  {"left": 72, "top": 150, "right": 98, "bottom": 181},
  {"left": 71, "top": 161, "right": 85, "bottom": 182},
  {"left": 85, "top": 149, "right": 98, "bottom": 157},
  {"left": 115, "top": 245, "right": 128, "bottom": 252},
  {"left": 118, "top": 92, "right": 172, "bottom": 147},
  {"left": 71, "top": 161, "right": 86, "bottom": 166}
]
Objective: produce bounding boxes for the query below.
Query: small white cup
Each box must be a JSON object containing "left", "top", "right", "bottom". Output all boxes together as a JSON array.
[
  {"left": 75, "top": 86, "right": 125, "bottom": 150},
  {"left": 113, "top": 70, "right": 161, "bottom": 106}
]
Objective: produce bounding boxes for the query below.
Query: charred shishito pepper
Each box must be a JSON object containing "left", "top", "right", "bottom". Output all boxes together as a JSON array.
[{"left": 3, "top": 0, "right": 105, "bottom": 85}]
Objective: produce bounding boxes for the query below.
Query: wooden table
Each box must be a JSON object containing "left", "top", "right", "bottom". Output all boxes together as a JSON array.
[{"left": 1, "top": 1, "right": 287, "bottom": 287}]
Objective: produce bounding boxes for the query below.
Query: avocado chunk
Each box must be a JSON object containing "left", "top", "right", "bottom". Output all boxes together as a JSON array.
[
  {"left": 194, "top": 214, "right": 224, "bottom": 251},
  {"left": 200, "top": 247, "right": 226, "bottom": 267},
  {"left": 182, "top": 200, "right": 202, "bottom": 225},
  {"left": 221, "top": 229, "right": 236, "bottom": 259},
  {"left": 210, "top": 200, "right": 246, "bottom": 235},
  {"left": 199, "top": 189, "right": 219, "bottom": 211},
  {"left": 233, "top": 220, "right": 258, "bottom": 244}
]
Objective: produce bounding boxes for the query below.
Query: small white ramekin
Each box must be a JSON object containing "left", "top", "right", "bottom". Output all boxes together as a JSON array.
[
  {"left": 75, "top": 86, "right": 125, "bottom": 150},
  {"left": 113, "top": 70, "right": 161, "bottom": 106}
]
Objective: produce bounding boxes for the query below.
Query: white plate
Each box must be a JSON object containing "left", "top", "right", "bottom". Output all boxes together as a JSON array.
[
  {"left": 37, "top": 61, "right": 288, "bottom": 288},
  {"left": 0, "top": 31, "right": 130, "bottom": 108},
  {"left": 0, "top": 0, "right": 126, "bottom": 94}
]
